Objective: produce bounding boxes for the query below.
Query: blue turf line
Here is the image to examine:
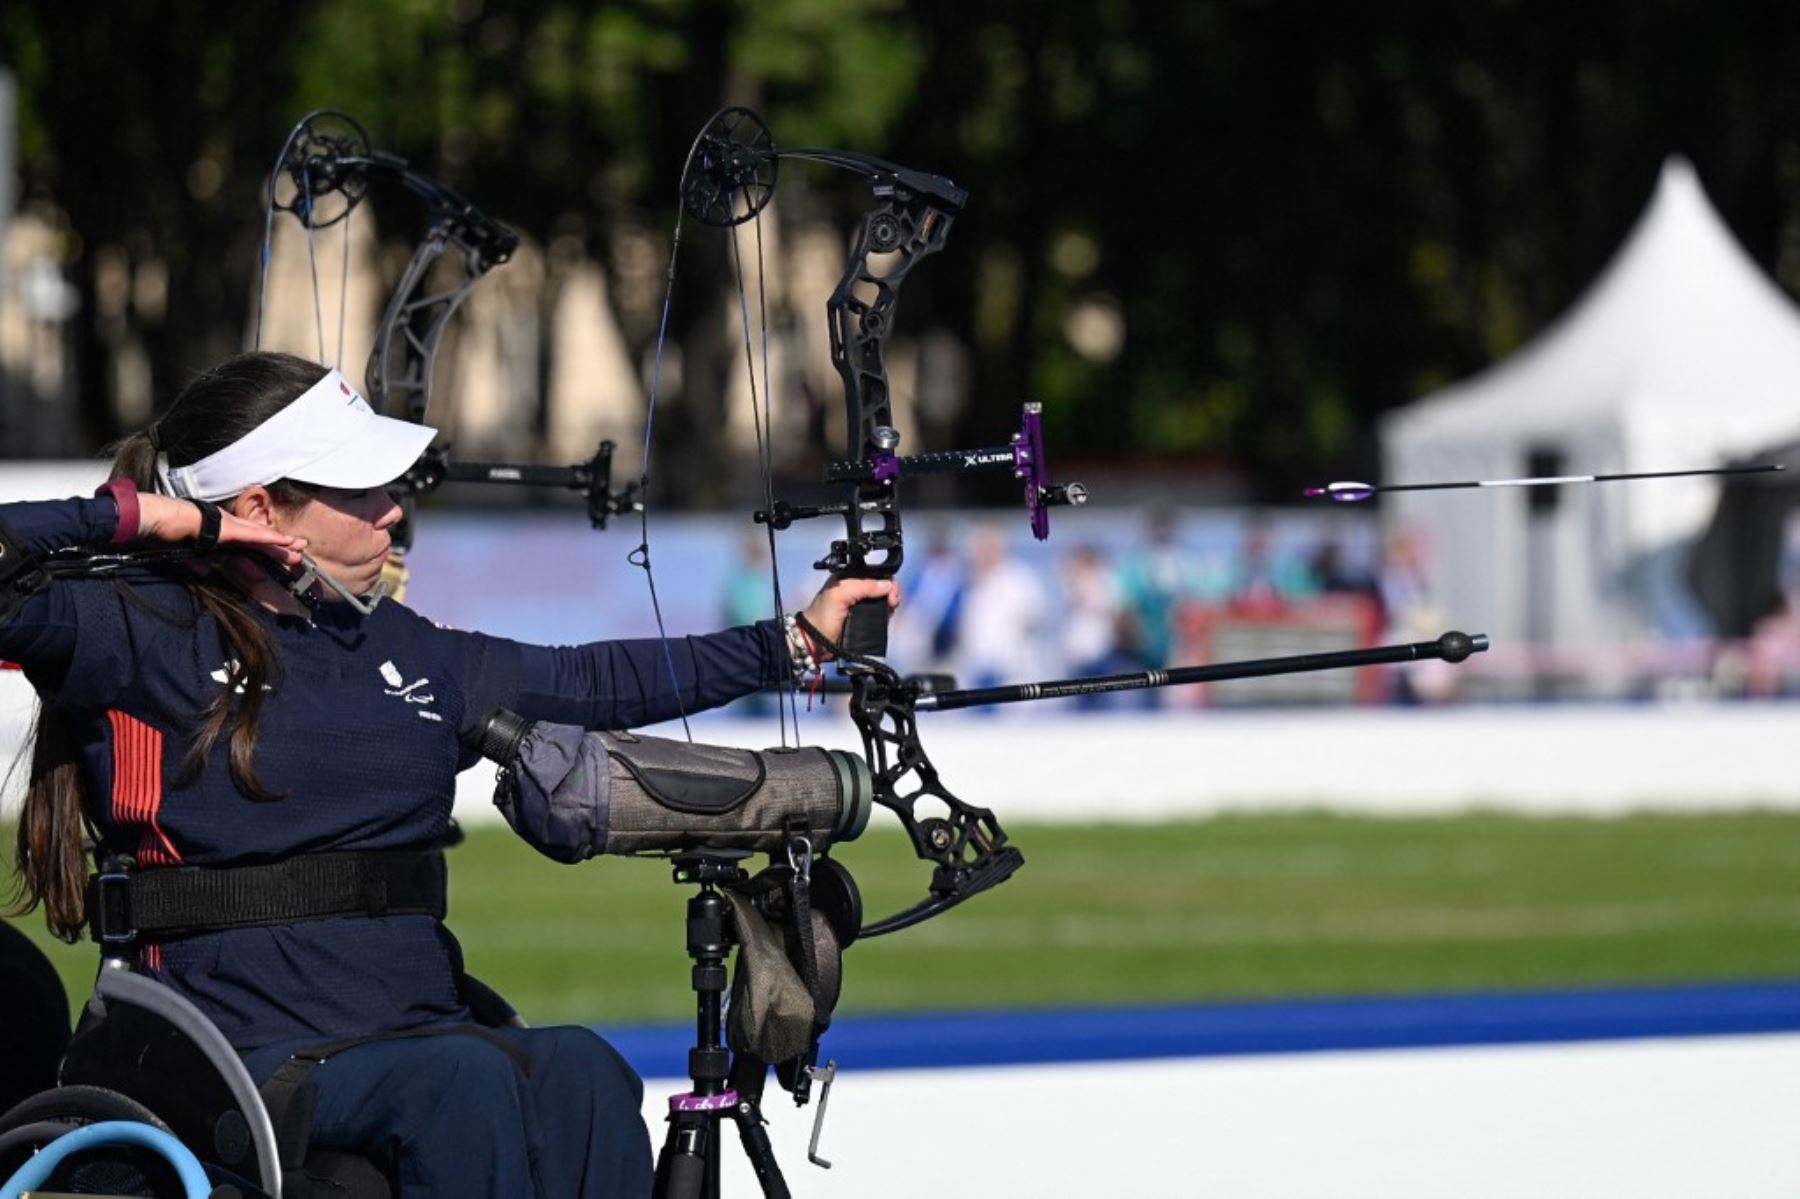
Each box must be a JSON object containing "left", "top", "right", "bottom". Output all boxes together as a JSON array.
[{"left": 598, "top": 980, "right": 1800, "bottom": 1078}]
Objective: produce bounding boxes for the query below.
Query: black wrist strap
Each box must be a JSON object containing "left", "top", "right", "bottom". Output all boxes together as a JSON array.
[
  {"left": 0, "top": 513, "right": 51, "bottom": 623},
  {"left": 190, "top": 500, "right": 224, "bottom": 552}
]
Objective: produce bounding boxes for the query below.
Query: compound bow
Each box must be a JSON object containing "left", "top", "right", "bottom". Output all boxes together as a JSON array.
[
  {"left": 656, "top": 107, "right": 1089, "bottom": 935},
  {"left": 257, "top": 110, "right": 641, "bottom": 589}
]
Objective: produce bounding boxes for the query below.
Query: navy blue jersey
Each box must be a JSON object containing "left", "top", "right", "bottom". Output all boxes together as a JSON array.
[{"left": 2, "top": 497, "right": 790, "bottom": 1048}]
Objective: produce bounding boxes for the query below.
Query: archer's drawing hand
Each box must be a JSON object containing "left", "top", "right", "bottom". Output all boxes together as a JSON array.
[
  {"left": 801, "top": 577, "right": 900, "bottom": 660},
  {"left": 138, "top": 494, "right": 308, "bottom": 568}
]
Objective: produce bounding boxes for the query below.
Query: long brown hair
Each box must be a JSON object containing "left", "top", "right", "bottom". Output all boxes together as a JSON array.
[{"left": 8, "top": 352, "right": 327, "bottom": 941}]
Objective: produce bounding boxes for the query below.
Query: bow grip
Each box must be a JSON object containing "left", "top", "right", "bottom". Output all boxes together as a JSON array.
[{"left": 840, "top": 597, "right": 890, "bottom": 658}]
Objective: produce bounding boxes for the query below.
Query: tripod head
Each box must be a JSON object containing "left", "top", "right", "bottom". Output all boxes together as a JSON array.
[{"left": 670, "top": 848, "right": 755, "bottom": 891}]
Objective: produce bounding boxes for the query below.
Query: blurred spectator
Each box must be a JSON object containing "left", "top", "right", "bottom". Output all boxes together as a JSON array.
[
  {"left": 954, "top": 524, "right": 1050, "bottom": 696},
  {"left": 1746, "top": 590, "right": 1800, "bottom": 697},
  {"left": 1309, "top": 538, "right": 1381, "bottom": 603},
  {"left": 1378, "top": 526, "right": 1457, "bottom": 703},
  {"left": 723, "top": 533, "right": 774, "bottom": 627},
  {"left": 889, "top": 526, "right": 965, "bottom": 673},
  {"left": 722, "top": 534, "right": 778, "bottom": 714},
  {"left": 1225, "top": 520, "right": 1318, "bottom": 613},
  {"left": 1058, "top": 544, "right": 1138, "bottom": 707},
  {"left": 1114, "top": 508, "right": 1201, "bottom": 670}
]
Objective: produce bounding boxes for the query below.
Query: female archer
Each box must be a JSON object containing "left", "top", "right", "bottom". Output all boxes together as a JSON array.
[{"left": 0, "top": 350, "right": 893, "bottom": 1197}]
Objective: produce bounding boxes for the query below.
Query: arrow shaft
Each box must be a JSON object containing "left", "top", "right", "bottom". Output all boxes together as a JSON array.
[
  {"left": 1404, "top": 465, "right": 1780, "bottom": 493},
  {"left": 1310, "top": 463, "right": 1783, "bottom": 500}
]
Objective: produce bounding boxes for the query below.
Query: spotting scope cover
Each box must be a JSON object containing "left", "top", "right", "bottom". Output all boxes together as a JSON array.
[{"left": 474, "top": 711, "right": 873, "bottom": 863}]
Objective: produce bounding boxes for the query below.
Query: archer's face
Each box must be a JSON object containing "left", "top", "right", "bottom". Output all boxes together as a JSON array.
[{"left": 276, "top": 485, "right": 403, "bottom": 598}]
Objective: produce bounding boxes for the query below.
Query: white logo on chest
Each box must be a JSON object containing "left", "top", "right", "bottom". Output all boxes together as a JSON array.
[
  {"left": 379, "top": 660, "right": 442, "bottom": 721},
  {"left": 210, "top": 659, "right": 272, "bottom": 694}
]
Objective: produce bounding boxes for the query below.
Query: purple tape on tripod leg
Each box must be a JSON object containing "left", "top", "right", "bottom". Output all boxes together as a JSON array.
[{"left": 670, "top": 1090, "right": 741, "bottom": 1112}]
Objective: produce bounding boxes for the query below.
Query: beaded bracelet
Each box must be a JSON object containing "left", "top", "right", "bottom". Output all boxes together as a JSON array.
[{"left": 782, "top": 613, "right": 820, "bottom": 681}]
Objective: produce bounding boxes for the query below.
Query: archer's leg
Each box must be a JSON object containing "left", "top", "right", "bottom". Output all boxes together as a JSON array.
[
  {"left": 246, "top": 1032, "right": 538, "bottom": 1199},
  {"left": 489, "top": 1024, "right": 653, "bottom": 1199}
]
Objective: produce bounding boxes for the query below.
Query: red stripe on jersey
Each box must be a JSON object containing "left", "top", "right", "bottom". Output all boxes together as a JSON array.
[{"left": 106, "top": 710, "right": 179, "bottom": 866}]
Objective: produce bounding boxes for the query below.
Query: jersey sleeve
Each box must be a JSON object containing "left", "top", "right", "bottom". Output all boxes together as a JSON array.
[
  {"left": 0, "top": 497, "right": 125, "bottom": 696},
  {"left": 3, "top": 496, "right": 120, "bottom": 557},
  {"left": 418, "top": 612, "right": 792, "bottom": 754}
]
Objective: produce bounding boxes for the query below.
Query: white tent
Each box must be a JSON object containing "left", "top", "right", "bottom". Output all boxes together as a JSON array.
[{"left": 1380, "top": 157, "right": 1800, "bottom": 689}]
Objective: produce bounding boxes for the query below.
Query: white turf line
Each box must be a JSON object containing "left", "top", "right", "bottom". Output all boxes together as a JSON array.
[{"left": 643, "top": 1033, "right": 1800, "bottom": 1199}]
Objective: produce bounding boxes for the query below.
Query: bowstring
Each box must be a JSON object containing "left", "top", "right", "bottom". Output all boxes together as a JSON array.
[
  {"left": 301, "top": 161, "right": 327, "bottom": 365},
  {"left": 254, "top": 195, "right": 277, "bottom": 351},
  {"left": 728, "top": 218, "right": 799, "bottom": 749},
  {"left": 636, "top": 205, "right": 694, "bottom": 741},
  {"left": 753, "top": 212, "right": 803, "bottom": 742},
  {"left": 254, "top": 126, "right": 304, "bottom": 351},
  {"left": 336, "top": 201, "right": 353, "bottom": 370}
]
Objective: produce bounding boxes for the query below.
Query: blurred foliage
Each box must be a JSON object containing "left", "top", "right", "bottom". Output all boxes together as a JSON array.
[{"left": 6, "top": 0, "right": 1800, "bottom": 494}]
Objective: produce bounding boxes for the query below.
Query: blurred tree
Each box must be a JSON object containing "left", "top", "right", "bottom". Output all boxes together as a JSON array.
[
  {"left": 4, "top": 1, "right": 314, "bottom": 442},
  {"left": 283, "top": 0, "right": 923, "bottom": 503},
  {"left": 885, "top": 0, "right": 1800, "bottom": 495},
  {"left": 6, "top": 0, "right": 1800, "bottom": 498}
]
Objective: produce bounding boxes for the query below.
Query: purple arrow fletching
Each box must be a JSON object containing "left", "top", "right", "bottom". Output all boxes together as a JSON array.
[{"left": 1301, "top": 481, "right": 1376, "bottom": 503}]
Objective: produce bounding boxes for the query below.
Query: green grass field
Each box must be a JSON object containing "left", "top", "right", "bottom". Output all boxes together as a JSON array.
[{"left": 10, "top": 811, "right": 1799, "bottom": 1026}]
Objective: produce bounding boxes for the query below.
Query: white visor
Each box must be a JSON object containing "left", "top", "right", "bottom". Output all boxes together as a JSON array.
[{"left": 159, "top": 369, "right": 436, "bottom": 502}]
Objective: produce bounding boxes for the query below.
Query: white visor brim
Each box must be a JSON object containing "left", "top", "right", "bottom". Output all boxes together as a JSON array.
[{"left": 161, "top": 369, "right": 437, "bottom": 501}]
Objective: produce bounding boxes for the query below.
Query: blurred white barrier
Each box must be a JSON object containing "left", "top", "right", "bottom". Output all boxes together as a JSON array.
[
  {"left": 5, "top": 682, "right": 1800, "bottom": 819},
  {"left": 641, "top": 1032, "right": 1800, "bottom": 1198},
  {"left": 474, "top": 704, "right": 1800, "bottom": 823}
]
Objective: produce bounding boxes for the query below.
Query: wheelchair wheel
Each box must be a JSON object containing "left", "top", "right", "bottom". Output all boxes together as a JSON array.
[{"left": 0, "top": 1084, "right": 197, "bottom": 1196}]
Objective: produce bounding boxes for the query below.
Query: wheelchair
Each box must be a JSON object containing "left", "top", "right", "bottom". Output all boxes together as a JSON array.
[{"left": 0, "top": 953, "right": 523, "bottom": 1199}]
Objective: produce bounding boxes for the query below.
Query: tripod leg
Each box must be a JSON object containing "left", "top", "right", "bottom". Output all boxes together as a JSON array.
[
  {"left": 653, "top": 1108, "right": 714, "bottom": 1199},
  {"left": 730, "top": 1099, "right": 792, "bottom": 1199}
]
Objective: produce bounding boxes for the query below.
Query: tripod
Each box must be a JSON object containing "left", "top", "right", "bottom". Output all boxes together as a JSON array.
[{"left": 653, "top": 849, "right": 792, "bottom": 1199}]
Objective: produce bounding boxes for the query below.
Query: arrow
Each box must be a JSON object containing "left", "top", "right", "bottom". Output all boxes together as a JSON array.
[{"left": 1303, "top": 464, "right": 1784, "bottom": 503}]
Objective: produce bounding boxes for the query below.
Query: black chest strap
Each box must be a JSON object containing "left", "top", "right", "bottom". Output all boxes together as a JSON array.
[{"left": 87, "top": 850, "right": 447, "bottom": 943}]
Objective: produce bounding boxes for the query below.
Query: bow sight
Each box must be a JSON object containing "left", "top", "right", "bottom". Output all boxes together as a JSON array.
[{"left": 258, "top": 110, "right": 641, "bottom": 564}]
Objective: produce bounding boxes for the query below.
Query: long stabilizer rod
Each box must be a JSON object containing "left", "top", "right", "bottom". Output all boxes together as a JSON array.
[
  {"left": 912, "top": 631, "right": 1488, "bottom": 712},
  {"left": 1304, "top": 464, "right": 1783, "bottom": 503}
]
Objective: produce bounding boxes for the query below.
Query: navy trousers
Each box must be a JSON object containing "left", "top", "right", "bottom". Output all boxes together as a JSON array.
[{"left": 243, "top": 1024, "right": 652, "bottom": 1198}]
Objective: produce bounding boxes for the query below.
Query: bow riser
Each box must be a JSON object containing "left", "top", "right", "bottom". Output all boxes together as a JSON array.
[{"left": 823, "top": 190, "right": 960, "bottom": 656}]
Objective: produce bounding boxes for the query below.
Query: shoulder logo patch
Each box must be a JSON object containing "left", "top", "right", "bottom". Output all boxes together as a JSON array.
[{"left": 379, "top": 659, "right": 441, "bottom": 721}]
